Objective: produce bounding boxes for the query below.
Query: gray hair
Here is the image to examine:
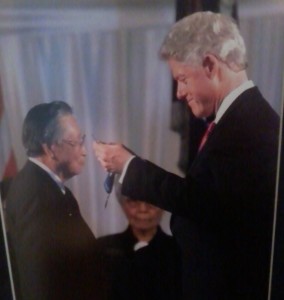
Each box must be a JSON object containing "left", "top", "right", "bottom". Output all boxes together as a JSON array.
[{"left": 159, "top": 11, "right": 247, "bottom": 70}]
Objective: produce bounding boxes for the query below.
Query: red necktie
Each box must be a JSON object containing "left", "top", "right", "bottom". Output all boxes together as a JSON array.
[{"left": 198, "top": 122, "right": 216, "bottom": 152}]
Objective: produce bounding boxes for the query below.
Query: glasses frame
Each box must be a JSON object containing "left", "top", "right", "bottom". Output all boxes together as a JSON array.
[{"left": 61, "top": 134, "right": 86, "bottom": 148}]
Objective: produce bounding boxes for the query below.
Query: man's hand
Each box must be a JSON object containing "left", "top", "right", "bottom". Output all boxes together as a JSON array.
[{"left": 92, "top": 142, "right": 133, "bottom": 173}]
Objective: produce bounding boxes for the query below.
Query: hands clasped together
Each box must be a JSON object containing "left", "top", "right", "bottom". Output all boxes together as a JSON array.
[{"left": 93, "top": 141, "right": 133, "bottom": 174}]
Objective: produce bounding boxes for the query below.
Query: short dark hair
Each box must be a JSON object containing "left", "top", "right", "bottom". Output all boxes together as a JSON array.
[{"left": 22, "top": 101, "right": 73, "bottom": 157}]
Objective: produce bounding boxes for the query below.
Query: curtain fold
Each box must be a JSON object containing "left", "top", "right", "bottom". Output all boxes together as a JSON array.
[{"left": 239, "top": 10, "right": 284, "bottom": 113}]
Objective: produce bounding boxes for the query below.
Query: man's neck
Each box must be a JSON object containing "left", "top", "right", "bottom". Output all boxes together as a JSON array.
[
  {"left": 215, "top": 68, "right": 248, "bottom": 113},
  {"left": 131, "top": 226, "right": 158, "bottom": 242},
  {"left": 30, "top": 156, "right": 64, "bottom": 182}
]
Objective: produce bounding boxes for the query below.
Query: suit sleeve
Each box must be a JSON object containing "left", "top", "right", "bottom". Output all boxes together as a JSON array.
[{"left": 121, "top": 157, "right": 217, "bottom": 219}]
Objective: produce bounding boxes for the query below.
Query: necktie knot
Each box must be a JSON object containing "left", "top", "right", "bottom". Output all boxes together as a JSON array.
[{"left": 198, "top": 121, "right": 216, "bottom": 152}]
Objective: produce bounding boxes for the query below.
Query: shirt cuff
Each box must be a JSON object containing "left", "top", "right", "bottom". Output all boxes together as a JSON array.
[{"left": 119, "top": 155, "right": 135, "bottom": 184}]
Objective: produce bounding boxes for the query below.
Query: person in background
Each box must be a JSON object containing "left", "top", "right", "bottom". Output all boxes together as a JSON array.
[
  {"left": 6, "top": 101, "right": 105, "bottom": 300},
  {"left": 97, "top": 181, "right": 182, "bottom": 300},
  {"left": 93, "top": 11, "right": 280, "bottom": 300}
]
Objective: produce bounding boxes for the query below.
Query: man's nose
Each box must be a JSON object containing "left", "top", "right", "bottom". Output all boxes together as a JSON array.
[
  {"left": 176, "top": 82, "right": 186, "bottom": 100},
  {"left": 138, "top": 202, "right": 149, "bottom": 212}
]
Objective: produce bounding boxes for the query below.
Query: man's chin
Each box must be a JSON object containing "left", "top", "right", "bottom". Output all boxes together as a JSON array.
[
  {"left": 65, "top": 169, "right": 82, "bottom": 180},
  {"left": 191, "top": 108, "right": 205, "bottom": 119},
  {"left": 191, "top": 107, "right": 212, "bottom": 119},
  {"left": 188, "top": 103, "right": 200, "bottom": 117}
]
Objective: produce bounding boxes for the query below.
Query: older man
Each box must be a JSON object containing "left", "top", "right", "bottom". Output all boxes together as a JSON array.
[
  {"left": 6, "top": 101, "right": 105, "bottom": 300},
  {"left": 93, "top": 12, "right": 280, "bottom": 299}
]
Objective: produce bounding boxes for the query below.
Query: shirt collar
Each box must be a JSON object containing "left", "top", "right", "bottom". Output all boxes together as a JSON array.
[
  {"left": 28, "top": 157, "right": 66, "bottom": 194},
  {"left": 215, "top": 80, "right": 254, "bottom": 124}
]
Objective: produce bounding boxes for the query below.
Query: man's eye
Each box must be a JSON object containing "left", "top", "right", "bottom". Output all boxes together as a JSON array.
[
  {"left": 178, "top": 77, "right": 188, "bottom": 84},
  {"left": 179, "top": 79, "right": 188, "bottom": 85}
]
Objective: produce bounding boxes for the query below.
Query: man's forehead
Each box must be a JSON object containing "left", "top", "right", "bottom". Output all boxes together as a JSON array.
[
  {"left": 168, "top": 59, "right": 194, "bottom": 78},
  {"left": 59, "top": 115, "right": 81, "bottom": 136}
]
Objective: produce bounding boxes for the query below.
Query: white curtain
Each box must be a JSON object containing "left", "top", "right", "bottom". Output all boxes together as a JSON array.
[
  {"left": 0, "top": 6, "right": 180, "bottom": 237},
  {"left": 239, "top": 2, "right": 284, "bottom": 113}
]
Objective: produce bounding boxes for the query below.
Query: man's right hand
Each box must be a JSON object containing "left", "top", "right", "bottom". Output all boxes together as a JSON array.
[{"left": 92, "top": 141, "right": 133, "bottom": 174}]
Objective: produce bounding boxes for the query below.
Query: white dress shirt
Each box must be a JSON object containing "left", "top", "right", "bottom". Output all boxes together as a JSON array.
[
  {"left": 215, "top": 80, "right": 254, "bottom": 124},
  {"left": 29, "top": 157, "right": 66, "bottom": 194}
]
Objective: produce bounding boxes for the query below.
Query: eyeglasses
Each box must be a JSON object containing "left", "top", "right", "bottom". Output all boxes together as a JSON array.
[{"left": 61, "top": 134, "right": 86, "bottom": 148}]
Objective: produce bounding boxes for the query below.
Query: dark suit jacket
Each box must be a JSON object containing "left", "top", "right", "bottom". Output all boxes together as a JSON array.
[
  {"left": 6, "top": 161, "right": 105, "bottom": 300},
  {"left": 97, "top": 226, "right": 182, "bottom": 300},
  {"left": 122, "top": 87, "right": 280, "bottom": 300}
]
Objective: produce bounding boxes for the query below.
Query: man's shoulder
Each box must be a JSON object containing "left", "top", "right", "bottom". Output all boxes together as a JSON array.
[
  {"left": 216, "top": 87, "right": 279, "bottom": 141},
  {"left": 227, "top": 87, "right": 278, "bottom": 122},
  {"left": 8, "top": 162, "right": 37, "bottom": 196},
  {"left": 6, "top": 160, "right": 60, "bottom": 215},
  {"left": 9, "top": 162, "right": 50, "bottom": 195}
]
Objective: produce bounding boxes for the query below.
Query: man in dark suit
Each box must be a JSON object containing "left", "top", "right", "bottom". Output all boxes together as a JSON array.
[
  {"left": 97, "top": 183, "right": 181, "bottom": 300},
  {"left": 6, "top": 101, "right": 105, "bottom": 300},
  {"left": 93, "top": 12, "right": 280, "bottom": 300}
]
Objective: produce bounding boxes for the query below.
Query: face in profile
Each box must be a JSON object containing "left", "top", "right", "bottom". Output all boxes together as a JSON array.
[
  {"left": 168, "top": 58, "right": 217, "bottom": 118},
  {"left": 51, "top": 115, "right": 87, "bottom": 180},
  {"left": 121, "top": 198, "right": 163, "bottom": 233}
]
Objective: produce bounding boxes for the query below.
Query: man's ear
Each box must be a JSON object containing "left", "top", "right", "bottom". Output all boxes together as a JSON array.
[
  {"left": 42, "top": 143, "right": 56, "bottom": 159},
  {"left": 202, "top": 54, "right": 219, "bottom": 78}
]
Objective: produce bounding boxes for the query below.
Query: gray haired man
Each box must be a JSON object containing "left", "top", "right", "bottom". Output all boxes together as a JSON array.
[{"left": 94, "top": 12, "right": 279, "bottom": 299}]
